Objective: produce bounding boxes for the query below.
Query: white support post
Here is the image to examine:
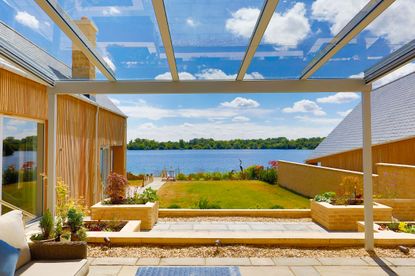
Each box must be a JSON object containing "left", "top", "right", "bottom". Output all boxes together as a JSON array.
[
  {"left": 362, "top": 89, "right": 374, "bottom": 251},
  {"left": 47, "top": 90, "right": 57, "bottom": 217}
]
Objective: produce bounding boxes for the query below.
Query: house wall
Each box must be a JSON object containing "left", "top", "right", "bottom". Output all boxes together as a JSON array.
[
  {"left": 307, "top": 137, "right": 415, "bottom": 173},
  {"left": 0, "top": 68, "right": 127, "bottom": 208}
]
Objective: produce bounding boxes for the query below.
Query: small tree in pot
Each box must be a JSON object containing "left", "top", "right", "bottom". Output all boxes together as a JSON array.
[{"left": 105, "top": 172, "right": 128, "bottom": 204}]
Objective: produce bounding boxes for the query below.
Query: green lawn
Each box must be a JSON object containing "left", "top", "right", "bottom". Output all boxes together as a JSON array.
[
  {"left": 2, "top": 181, "right": 37, "bottom": 215},
  {"left": 157, "top": 180, "right": 310, "bottom": 209}
]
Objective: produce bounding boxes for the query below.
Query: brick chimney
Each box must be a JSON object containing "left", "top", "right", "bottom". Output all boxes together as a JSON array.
[{"left": 72, "top": 16, "right": 98, "bottom": 80}]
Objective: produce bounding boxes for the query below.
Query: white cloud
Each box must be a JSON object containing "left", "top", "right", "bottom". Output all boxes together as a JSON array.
[
  {"left": 103, "top": 56, "right": 116, "bottom": 71},
  {"left": 226, "top": 3, "right": 310, "bottom": 47},
  {"left": 155, "top": 69, "right": 263, "bottom": 80},
  {"left": 220, "top": 97, "right": 260, "bottom": 108},
  {"left": 127, "top": 122, "right": 334, "bottom": 142},
  {"left": 102, "top": 6, "right": 121, "bottom": 16},
  {"left": 282, "top": 100, "right": 326, "bottom": 116},
  {"left": 367, "top": 0, "right": 415, "bottom": 45},
  {"left": 186, "top": 18, "right": 198, "bottom": 27},
  {"left": 118, "top": 99, "right": 272, "bottom": 121},
  {"left": 317, "top": 92, "right": 360, "bottom": 104},
  {"left": 140, "top": 122, "right": 156, "bottom": 129},
  {"left": 155, "top": 72, "right": 196, "bottom": 80},
  {"left": 109, "top": 97, "right": 120, "bottom": 105},
  {"left": 15, "top": 11, "right": 40, "bottom": 30},
  {"left": 312, "top": 0, "right": 415, "bottom": 45},
  {"left": 311, "top": 0, "right": 366, "bottom": 35},
  {"left": 232, "top": 116, "right": 250, "bottom": 122},
  {"left": 295, "top": 115, "right": 341, "bottom": 125},
  {"left": 337, "top": 109, "right": 353, "bottom": 117},
  {"left": 373, "top": 63, "right": 415, "bottom": 88}
]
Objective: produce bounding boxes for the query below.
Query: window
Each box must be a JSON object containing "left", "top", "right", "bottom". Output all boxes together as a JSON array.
[{"left": 0, "top": 117, "right": 44, "bottom": 218}]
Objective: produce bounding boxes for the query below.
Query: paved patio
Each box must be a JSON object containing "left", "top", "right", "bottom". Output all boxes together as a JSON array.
[
  {"left": 151, "top": 221, "right": 329, "bottom": 233},
  {"left": 88, "top": 257, "right": 415, "bottom": 275}
]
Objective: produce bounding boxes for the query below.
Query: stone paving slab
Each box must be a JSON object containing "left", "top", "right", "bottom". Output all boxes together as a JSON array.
[
  {"left": 159, "top": 258, "right": 206, "bottom": 266},
  {"left": 239, "top": 266, "right": 294, "bottom": 276},
  {"left": 88, "top": 265, "right": 122, "bottom": 276},
  {"left": 290, "top": 266, "right": 321, "bottom": 276},
  {"left": 92, "top": 257, "right": 138, "bottom": 266},
  {"left": 314, "top": 265, "right": 391, "bottom": 276},
  {"left": 273, "top": 257, "right": 321, "bottom": 266},
  {"left": 385, "top": 257, "right": 415, "bottom": 266},
  {"left": 135, "top": 258, "right": 160, "bottom": 266},
  {"left": 205, "top": 257, "right": 252, "bottom": 266},
  {"left": 249, "top": 257, "right": 275, "bottom": 266}
]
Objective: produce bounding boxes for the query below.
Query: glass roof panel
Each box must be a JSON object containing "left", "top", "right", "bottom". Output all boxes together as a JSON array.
[
  {"left": 246, "top": 0, "right": 370, "bottom": 79},
  {"left": 0, "top": 0, "right": 72, "bottom": 79},
  {"left": 313, "top": 0, "right": 415, "bottom": 79},
  {"left": 164, "top": 0, "right": 264, "bottom": 80},
  {"left": 58, "top": 0, "right": 169, "bottom": 80}
]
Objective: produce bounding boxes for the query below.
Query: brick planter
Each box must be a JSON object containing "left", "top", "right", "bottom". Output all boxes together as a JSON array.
[
  {"left": 91, "top": 201, "right": 159, "bottom": 230},
  {"left": 374, "top": 199, "right": 415, "bottom": 221},
  {"left": 310, "top": 200, "right": 392, "bottom": 231}
]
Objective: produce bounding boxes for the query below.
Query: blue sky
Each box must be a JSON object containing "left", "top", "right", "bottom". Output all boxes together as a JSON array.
[{"left": 1, "top": 0, "right": 414, "bottom": 141}]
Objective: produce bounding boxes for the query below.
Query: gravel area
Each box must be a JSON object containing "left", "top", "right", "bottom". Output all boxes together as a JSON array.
[
  {"left": 158, "top": 217, "right": 312, "bottom": 222},
  {"left": 88, "top": 245, "right": 415, "bottom": 258}
]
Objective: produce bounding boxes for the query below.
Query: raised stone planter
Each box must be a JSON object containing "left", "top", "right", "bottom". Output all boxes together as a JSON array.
[
  {"left": 310, "top": 200, "right": 392, "bottom": 231},
  {"left": 91, "top": 201, "right": 159, "bottom": 230},
  {"left": 374, "top": 199, "right": 415, "bottom": 221}
]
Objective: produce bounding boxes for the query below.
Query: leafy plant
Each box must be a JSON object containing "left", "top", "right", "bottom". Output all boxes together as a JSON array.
[
  {"left": 67, "top": 207, "right": 84, "bottom": 234},
  {"left": 61, "top": 231, "right": 71, "bottom": 241},
  {"left": 337, "top": 176, "right": 363, "bottom": 205},
  {"left": 55, "top": 218, "right": 63, "bottom": 240},
  {"left": 105, "top": 172, "right": 128, "bottom": 204},
  {"left": 39, "top": 209, "right": 54, "bottom": 239},
  {"left": 3, "top": 165, "right": 18, "bottom": 185},
  {"left": 168, "top": 204, "right": 181, "bottom": 209},
  {"left": 270, "top": 204, "right": 284, "bottom": 209},
  {"left": 314, "top": 192, "right": 336, "bottom": 204},
  {"left": 195, "top": 197, "right": 221, "bottom": 209},
  {"left": 140, "top": 187, "right": 159, "bottom": 203},
  {"left": 75, "top": 227, "right": 87, "bottom": 241}
]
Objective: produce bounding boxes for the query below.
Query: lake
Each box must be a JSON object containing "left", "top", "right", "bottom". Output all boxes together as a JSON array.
[{"left": 127, "top": 149, "right": 312, "bottom": 174}]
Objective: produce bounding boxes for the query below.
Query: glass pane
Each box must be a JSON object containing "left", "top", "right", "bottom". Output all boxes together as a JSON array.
[
  {"left": 2, "top": 117, "right": 44, "bottom": 217},
  {"left": 0, "top": 0, "right": 72, "bottom": 79},
  {"left": 247, "top": 0, "right": 370, "bottom": 79},
  {"left": 165, "top": 0, "right": 264, "bottom": 80},
  {"left": 58, "top": 0, "right": 170, "bottom": 80},
  {"left": 313, "top": 0, "right": 414, "bottom": 78}
]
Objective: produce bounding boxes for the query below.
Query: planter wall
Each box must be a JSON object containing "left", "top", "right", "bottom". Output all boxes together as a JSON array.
[
  {"left": 29, "top": 241, "right": 87, "bottom": 260},
  {"left": 375, "top": 199, "right": 415, "bottom": 221},
  {"left": 311, "top": 200, "right": 392, "bottom": 231},
  {"left": 91, "top": 201, "right": 158, "bottom": 230}
]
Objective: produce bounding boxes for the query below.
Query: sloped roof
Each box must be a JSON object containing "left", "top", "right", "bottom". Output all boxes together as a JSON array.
[
  {"left": 308, "top": 72, "right": 415, "bottom": 161},
  {"left": 0, "top": 21, "right": 125, "bottom": 117},
  {"left": 0, "top": 21, "right": 71, "bottom": 80}
]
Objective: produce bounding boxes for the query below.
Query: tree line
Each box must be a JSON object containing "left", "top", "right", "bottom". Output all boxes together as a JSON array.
[
  {"left": 127, "top": 137, "right": 324, "bottom": 150},
  {"left": 3, "top": 136, "right": 37, "bottom": 156}
]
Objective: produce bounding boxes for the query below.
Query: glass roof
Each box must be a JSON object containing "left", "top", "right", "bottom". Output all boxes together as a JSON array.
[
  {"left": 164, "top": 0, "right": 264, "bottom": 80},
  {"left": 0, "top": 0, "right": 412, "bottom": 82},
  {"left": 313, "top": 0, "right": 415, "bottom": 79},
  {"left": 0, "top": 0, "right": 72, "bottom": 78},
  {"left": 58, "top": 0, "right": 169, "bottom": 80},
  {"left": 246, "top": 0, "right": 371, "bottom": 79}
]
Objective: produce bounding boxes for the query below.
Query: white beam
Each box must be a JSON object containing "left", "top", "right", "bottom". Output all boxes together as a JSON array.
[
  {"left": 47, "top": 91, "right": 57, "bottom": 216},
  {"left": 152, "top": 0, "right": 179, "bottom": 81},
  {"left": 365, "top": 39, "right": 415, "bottom": 83},
  {"left": 362, "top": 88, "right": 374, "bottom": 251},
  {"left": 51, "top": 79, "right": 369, "bottom": 95},
  {"left": 34, "top": 0, "right": 116, "bottom": 81},
  {"left": 237, "top": 0, "right": 279, "bottom": 80},
  {"left": 300, "top": 0, "right": 395, "bottom": 79}
]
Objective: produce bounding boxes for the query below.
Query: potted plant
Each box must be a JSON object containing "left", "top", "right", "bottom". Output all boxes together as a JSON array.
[
  {"left": 30, "top": 209, "right": 55, "bottom": 243},
  {"left": 67, "top": 207, "right": 86, "bottom": 241},
  {"left": 60, "top": 231, "right": 71, "bottom": 243},
  {"left": 91, "top": 172, "right": 159, "bottom": 230}
]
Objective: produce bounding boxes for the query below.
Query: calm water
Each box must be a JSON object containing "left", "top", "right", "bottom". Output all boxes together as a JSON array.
[{"left": 127, "top": 149, "right": 312, "bottom": 174}]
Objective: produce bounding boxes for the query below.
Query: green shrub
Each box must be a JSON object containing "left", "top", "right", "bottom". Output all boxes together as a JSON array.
[
  {"left": 168, "top": 204, "right": 181, "bottom": 209},
  {"left": 39, "top": 209, "right": 54, "bottom": 239},
  {"left": 314, "top": 192, "right": 336, "bottom": 204},
  {"left": 3, "top": 165, "right": 18, "bottom": 185},
  {"left": 140, "top": 187, "right": 159, "bottom": 203},
  {"left": 177, "top": 173, "right": 187, "bottom": 181},
  {"left": 270, "top": 204, "right": 284, "bottom": 209},
  {"left": 258, "top": 168, "right": 278, "bottom": 184},
  {"left": 195, "top": 197, "right": 221, "bottom": 209},
  {"left": 67, "top": 207, "right": 84, "bottom": 234}
]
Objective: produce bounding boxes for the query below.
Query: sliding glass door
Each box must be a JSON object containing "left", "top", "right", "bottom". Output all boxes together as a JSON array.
[{"left": 0, "top": 116, "right": 44, "bottom": 218}]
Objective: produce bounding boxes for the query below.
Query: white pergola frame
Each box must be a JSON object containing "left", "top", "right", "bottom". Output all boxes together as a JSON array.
[{"left": 14, "top": 0, "right": 411, "bottom": 251}]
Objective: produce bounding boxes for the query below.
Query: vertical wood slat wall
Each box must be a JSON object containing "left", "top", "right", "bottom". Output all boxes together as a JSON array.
[
  {"left": 307, "top": 137, "right": 415, "bottom": 173},
  {"left": 0, "top": 69, "right": 127, "bottom": 207}
]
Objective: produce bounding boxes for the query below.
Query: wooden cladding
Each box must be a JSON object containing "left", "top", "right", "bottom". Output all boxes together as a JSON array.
[
  {"left": 98, "top": 109, "right": 125, "bottom": 146},
  {"left": 56, "top": 95, "right": 98, "bottom": 206},
  {"left": 308, "top": 137, "right": 415, "bottom": 173},
  {"left": 0, "top": 69, "right": 47, "bottom": 120}
]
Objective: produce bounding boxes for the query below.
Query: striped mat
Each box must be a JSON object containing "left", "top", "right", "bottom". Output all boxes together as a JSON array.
[{"left": 136, "top": 266, "right": 241, "bottom": 276}]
